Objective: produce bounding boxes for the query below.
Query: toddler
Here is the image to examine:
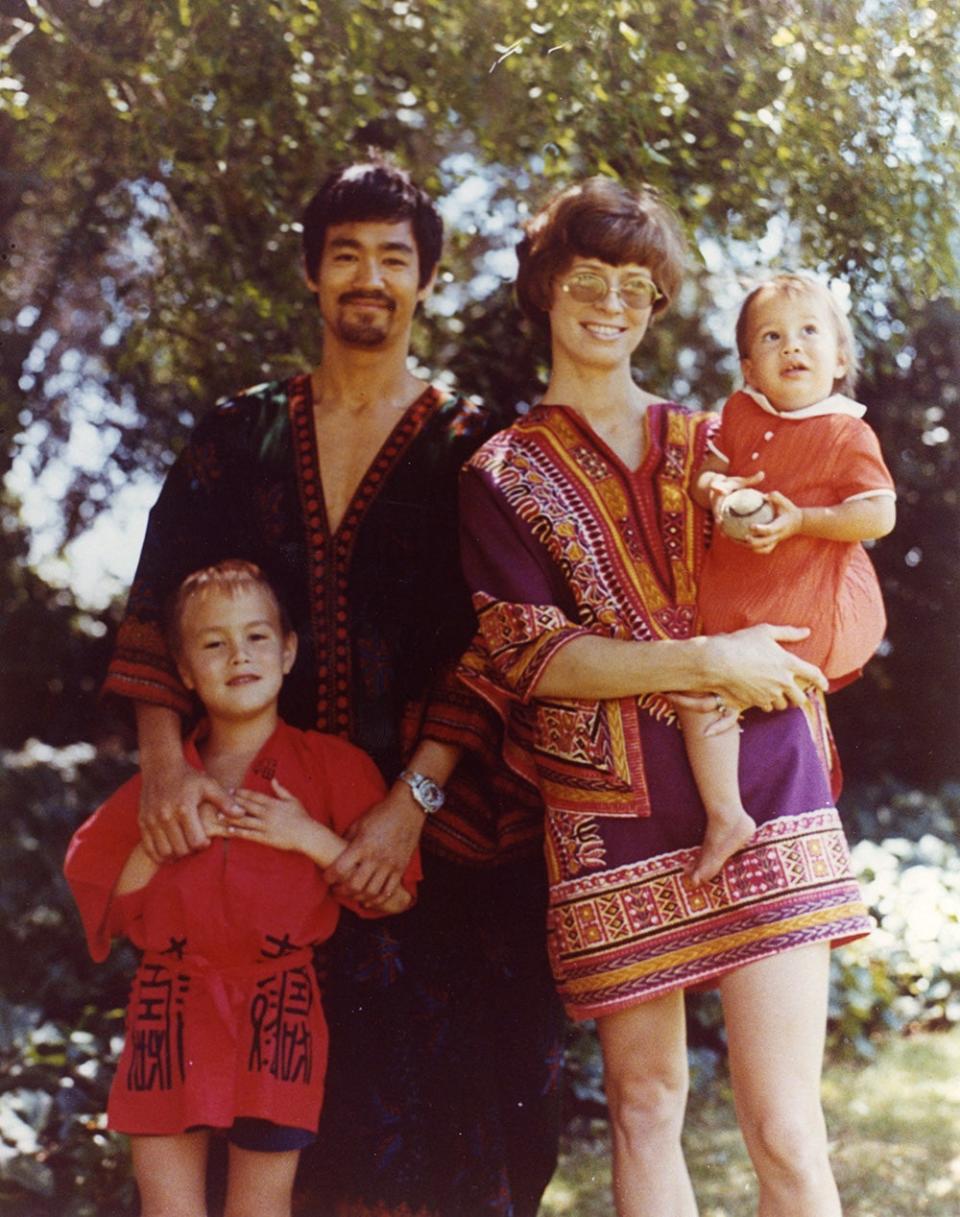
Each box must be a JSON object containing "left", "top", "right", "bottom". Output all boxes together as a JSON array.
[{"left": 682, "top": 274, "right": 896, "bottom": 884}]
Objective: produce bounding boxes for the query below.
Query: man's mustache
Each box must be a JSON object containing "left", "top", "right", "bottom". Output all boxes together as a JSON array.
[{"left": 338, "top": 291, "right": 396, "bottom": 310}]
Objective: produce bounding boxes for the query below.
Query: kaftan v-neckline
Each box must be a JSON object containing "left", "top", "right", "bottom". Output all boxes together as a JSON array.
[
  {"left": 535, "top": 399, "right": 687, "bottom": 604},
  {"left": 538, "top": 396, "right": 671, "bottom": 477},
  {"left": 286, "top": 373, "right": 443, "bottom": 737},
  {"left": 303, "top": 374, "right": 438, "bottom": 538}
]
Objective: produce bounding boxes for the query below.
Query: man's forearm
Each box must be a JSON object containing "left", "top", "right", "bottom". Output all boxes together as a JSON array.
[
  {"left": 402, "top": 739, "right": 462, "bottom": 786},
  {"left": 135, "top": 702, "right": 185, "bottom": 769}
]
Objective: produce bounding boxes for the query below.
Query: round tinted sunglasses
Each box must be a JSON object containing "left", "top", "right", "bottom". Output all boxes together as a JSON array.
[{"left": 560, "top": 269, "right": 664, "bottom": 311}]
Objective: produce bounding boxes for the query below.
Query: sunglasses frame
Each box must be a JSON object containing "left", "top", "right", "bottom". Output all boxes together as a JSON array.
[{"left": 559, "top": 269, "right": 664, "bottom": 311}]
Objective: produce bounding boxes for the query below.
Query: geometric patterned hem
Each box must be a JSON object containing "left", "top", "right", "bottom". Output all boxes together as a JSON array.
[{"left": 547, "top": 808, "right": 873, "bottom": 1021}]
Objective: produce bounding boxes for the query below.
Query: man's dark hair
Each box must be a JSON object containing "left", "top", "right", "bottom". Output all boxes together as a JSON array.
[{"left": 301, "top": 157, "right": 443, "bottom": 288}]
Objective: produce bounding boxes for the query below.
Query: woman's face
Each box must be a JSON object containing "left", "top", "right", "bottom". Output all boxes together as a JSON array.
[{"left": 547, "top": 258, "right": 658, "bottom": 373}]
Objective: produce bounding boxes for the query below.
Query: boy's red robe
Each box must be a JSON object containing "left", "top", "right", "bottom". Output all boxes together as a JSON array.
[{"left": 64, "top": 720, "right": 419, "bottom": 1136}]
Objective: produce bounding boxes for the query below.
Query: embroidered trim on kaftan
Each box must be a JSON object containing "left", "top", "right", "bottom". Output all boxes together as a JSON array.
[
  {"left": 546, "top": 808, "right": 868, "bottom": 1019},
  {"left": 460, "top": 403, "right": 716, "bottom": 819}
]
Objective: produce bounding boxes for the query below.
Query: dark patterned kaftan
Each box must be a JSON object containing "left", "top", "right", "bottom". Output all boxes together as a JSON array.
[
  {"left": 104, "top": 376, "right": 562, "bottom": 1217},
  {"left": 459, "top": 402, "right": 871, "bottom": 1020}
]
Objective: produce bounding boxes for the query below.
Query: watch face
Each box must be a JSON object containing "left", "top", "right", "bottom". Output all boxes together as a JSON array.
[{"left": 418, "top": 779, "right": 444, "bottom": 812}]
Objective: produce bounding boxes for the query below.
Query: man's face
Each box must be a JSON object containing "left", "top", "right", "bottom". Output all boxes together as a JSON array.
[{"left": 308, "top": 219, "right": 433, "bottom": 349}]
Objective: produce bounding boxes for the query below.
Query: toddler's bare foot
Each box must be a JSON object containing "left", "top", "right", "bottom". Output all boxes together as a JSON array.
[{"left": 688, "top": 810, "right": 756, "bottom": 886}]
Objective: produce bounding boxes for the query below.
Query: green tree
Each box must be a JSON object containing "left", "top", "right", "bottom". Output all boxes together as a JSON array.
[{"left": 1, "top": 0, "right": 958, "bottom": 781}]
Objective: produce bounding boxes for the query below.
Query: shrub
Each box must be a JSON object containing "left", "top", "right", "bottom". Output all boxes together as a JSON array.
[{"left": 3, "top": 743, "right": 960, "bottom": 1208}]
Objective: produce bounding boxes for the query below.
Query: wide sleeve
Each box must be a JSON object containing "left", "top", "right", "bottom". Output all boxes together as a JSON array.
[
  {"left": 102, "top": 404, "right": 254, "bottom": 716},
  {"left": 393, "top": 398, "right": 508, "bottom": 760},
  {"left": 63, "top": 775, "right": 149, "bottom": 961},
  {"left": 458, "top": 461, "right": 592, "bottom": 709}
]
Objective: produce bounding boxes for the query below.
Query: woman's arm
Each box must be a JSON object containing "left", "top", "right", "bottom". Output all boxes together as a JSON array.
[
  {"left": 460, "top": 462, "right": 826, "bottom": 714},
  {"left": 533, "top": 624, "right": 826, "bottom": 711}
]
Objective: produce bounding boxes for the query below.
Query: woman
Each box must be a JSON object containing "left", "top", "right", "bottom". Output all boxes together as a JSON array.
[{"left": 458, "top": 177, "right": 871, "bottom": 1217}]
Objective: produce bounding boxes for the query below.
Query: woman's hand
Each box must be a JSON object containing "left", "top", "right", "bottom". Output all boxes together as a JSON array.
[
  {"left": 703, "top": 624, "right": 827, "bottom": 711},
  {"left": 324, "top": 785, "right": 424, "bottom": 910}
]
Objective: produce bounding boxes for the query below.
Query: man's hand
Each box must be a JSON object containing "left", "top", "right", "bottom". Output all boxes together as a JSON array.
[
  {"left": 138, "top": 757, "right": 236, "bottom": 862},
  {"left": 323, "top": 784, "right": 424, "bottom": 910}
]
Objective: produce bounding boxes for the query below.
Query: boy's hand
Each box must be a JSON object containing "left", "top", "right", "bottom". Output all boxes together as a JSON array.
[
  {"left": 741, "top": 490, "right": 804, "bottom": 554},
  {"left": 198, "top": 801, "right": 231, "bottom": 839},
  {"left": 667, "top": 691, "right": 744, "bottom": 735},
  {"left": 226, "top": 779, "right": 311, "bottom": 853}
]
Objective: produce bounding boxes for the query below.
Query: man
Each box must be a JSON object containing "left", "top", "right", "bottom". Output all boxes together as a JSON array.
[{"left": 104, "top": 159, "right": 562, "bottom": 1217}]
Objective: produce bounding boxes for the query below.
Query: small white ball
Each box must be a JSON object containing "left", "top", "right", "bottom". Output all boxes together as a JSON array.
[{"left": 719, "top": 488, "right": 775, "bottom": 540}]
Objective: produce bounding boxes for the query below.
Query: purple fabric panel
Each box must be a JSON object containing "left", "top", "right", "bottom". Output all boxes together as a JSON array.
[
  {"left": 594, "top": 705, "right": 835, "bottom": 868},
  {"left": 459, "top": 464, "right": 581, "bottom": 618}
]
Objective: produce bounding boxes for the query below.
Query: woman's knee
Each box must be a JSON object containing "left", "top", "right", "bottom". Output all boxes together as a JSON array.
[
  {"left": 743, "top": 1104, "right": 830, "bottom": 1180},
  {"left": 605, "top": 1062, "right": 689, "bottom": 1145}
]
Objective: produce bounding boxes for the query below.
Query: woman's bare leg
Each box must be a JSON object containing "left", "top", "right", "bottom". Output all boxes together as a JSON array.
[
  {"left": 224, "top": 1144, "right": 300, "bottom": 1217},
  {"left": 597, "top": 990, "right": 698, "bottom": 1217},
  {"left": 677, "top": 705, "right": 755, "bottom": 885},
  {"left": 720, "top": 943, "right": 842, "bottom": 1217},
  {"left": 130, "top": 1129, "right": 210, "bottom": 1217}
]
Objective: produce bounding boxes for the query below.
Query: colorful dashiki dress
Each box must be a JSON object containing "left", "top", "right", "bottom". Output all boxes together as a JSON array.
[
  {"left": 699, "top": 388, "right": 896, "bottom": 688},
  {"left": 102, "top": 377, "right": 562, "bottom": 1217},
  {"left": 459, "top": 401, "right": 872, "bottom": 1021},
  {"left": 64, "top": 721, "right": 410, "bottom": 1135}
]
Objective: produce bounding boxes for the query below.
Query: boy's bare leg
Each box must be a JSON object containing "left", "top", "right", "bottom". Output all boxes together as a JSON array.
[
  {"left": 678, "top": 703, "right": 756, "bottom": 885},
  {"left": 130, "top": 1129, "right": 210, "bottom": 1217},
  {"left": 224, "top": 1144, "right": 300, "bottom": 1217}
]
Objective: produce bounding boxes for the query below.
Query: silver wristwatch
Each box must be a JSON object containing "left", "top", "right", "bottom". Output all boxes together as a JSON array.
[{"left": 398, "top": 769, "right": 446, "bottom": 815}]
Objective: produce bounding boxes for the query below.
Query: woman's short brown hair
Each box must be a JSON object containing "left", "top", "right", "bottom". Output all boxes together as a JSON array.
[{"left": 515, "top": 176, "right": 687, "bottom": 327}]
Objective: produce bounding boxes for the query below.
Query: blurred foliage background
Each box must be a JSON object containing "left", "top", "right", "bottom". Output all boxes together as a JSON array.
[{"left": 1, "top": 0, "right": 959, "bottom": 1212}]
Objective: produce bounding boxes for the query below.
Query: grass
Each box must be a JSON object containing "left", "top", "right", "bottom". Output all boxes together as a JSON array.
[{"left": 541, "top": 1025, "right": 960, "bottom": 1216}]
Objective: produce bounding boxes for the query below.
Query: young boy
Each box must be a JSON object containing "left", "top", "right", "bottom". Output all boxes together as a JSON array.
[{"left": 65, "top": 560, "right": 417, "bottom": 1217}]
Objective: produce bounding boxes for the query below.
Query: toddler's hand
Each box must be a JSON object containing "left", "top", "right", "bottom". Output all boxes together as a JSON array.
[
  {"left": 742, "top": 490, "right": 803, "bottom": 554},
  {"left": 707, "top": 470, "right": 765, "bottom": 519}
]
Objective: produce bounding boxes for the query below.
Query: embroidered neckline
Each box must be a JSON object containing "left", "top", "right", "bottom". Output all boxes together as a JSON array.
[{"left": 286, "top": 373, "right": 443, "bottom": 736}]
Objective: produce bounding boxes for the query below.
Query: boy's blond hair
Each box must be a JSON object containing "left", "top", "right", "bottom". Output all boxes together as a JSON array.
[
  {"left": 735, "top": 273, "right": 859, "bottom": 395},
  {"left": 167, "top": 560, "right": 291, "bottom": 659}
]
